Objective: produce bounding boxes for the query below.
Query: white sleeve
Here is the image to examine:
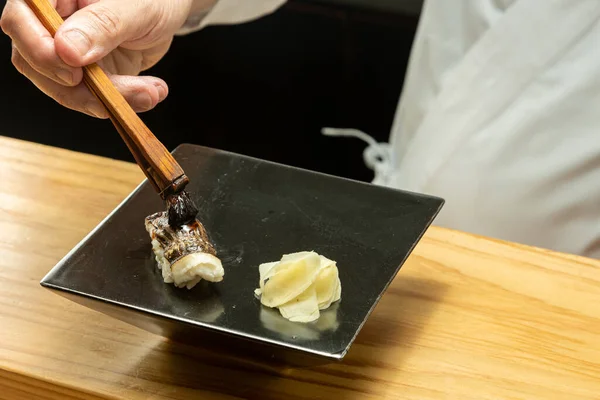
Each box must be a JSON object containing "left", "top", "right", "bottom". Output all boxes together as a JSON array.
[{"left": 177, "top": 0, "right": 287, "bottom": 35}]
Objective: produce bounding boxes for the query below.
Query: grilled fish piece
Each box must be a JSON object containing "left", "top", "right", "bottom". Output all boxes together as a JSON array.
[{"left": 145, "top": 211, "right": 224, "bottom": 289}]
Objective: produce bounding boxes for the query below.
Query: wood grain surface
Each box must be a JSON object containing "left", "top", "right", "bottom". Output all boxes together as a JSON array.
[{"left": 1, "top": 135, "right": 599, "bottom": 400}]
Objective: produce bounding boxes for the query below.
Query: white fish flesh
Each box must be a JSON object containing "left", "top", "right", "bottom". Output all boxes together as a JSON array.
[{"left": 145, "top": 211, "right": 224, "bottom": 289}]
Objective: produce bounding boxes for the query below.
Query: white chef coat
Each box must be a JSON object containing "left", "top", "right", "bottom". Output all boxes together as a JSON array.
[{"left": 182, "top": 0, "right": 600, "bottom": 259}]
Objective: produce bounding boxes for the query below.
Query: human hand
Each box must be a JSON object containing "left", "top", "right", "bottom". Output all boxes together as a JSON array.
[{"left": 1, "top": 0, "right": 195, "bottom": 118}]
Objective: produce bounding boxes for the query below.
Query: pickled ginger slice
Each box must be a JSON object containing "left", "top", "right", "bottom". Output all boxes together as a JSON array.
[
  {"left": 278, "top": 284, "right": 320, "bottom": 323},
  {"left": 314, "top": 259, "right": 339, "bottom": 310},
  {"left": 258, "top": 261, "right": 279, "bottom": 290},
  {"left": 333, "top": 276, "right": 342, "bottom": 302},
  {"left": 255, "top": 251, "right": 342, "bottom": 323},
  {"left": 260, "top": 251, "right": 321, "bottom": 308}
]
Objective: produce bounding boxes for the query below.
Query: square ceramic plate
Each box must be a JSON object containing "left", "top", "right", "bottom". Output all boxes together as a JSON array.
[{"left": 41, "top": 144, "right": 443, "bottom": 363}]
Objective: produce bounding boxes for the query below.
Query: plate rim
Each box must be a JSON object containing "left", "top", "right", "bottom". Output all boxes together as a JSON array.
[{"left": 41, "top": 143, "right": 445, "bottom": 359}]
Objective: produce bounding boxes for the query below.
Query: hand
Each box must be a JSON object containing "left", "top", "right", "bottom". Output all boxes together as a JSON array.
[{"left": 0, "top": 0, "right": 195, "bottom": 118}]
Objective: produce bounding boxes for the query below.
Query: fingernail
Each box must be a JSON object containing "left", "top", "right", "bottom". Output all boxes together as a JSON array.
[
  {"left": 132, "top": 93, "right": 152, "bottom": 111},
  {"left": 154, "top": 82, "right": 167, "bottom": 101},
  {"left": 133, "top": 92, "right": 153, "bottom": 111},
  {"left": 63, "top": 29, "right": 91, "bottom": 57},
  {"left": 56, "top": 69, "right": 73, "bottom": 85}
]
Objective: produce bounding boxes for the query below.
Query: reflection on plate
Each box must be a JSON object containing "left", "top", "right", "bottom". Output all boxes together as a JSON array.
[
  {"left": 260, "top": 303, "right": 340, "bottom": 341},
  {"left": 192, "top": 293, "right": 224, "bottom": 323},
  {"left": 146, "top": 253, "right": 225, "bottom": 323}
]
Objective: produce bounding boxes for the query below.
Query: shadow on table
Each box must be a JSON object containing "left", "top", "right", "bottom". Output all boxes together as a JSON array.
[
  {"left": 124, "top": 276, "right": 448, "bottom": 399},
  {"left": 284, "top": 275, "right": 450, "bottom": 399},
  {"left": 340, "top": 275, "right": 448, "bottom": 365}
]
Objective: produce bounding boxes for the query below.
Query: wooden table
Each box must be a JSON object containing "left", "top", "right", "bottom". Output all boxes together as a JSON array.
[{"left": 1, "top": 135, "right": 599, "bottom": 400}]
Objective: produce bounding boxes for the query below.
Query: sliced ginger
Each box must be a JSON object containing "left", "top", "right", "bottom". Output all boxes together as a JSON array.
[{"left": 255, "top": 251, "right": 342, "bottom": 323}]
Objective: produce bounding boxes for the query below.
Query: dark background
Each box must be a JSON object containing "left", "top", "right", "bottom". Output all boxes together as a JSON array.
[{"left": 0, "top": 0, "right": 422, "bottom": 182}]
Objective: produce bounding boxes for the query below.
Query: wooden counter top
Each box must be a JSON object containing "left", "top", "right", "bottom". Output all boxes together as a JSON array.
[{"left": 1, "top": 135, "right": 599, "bottom": 399}]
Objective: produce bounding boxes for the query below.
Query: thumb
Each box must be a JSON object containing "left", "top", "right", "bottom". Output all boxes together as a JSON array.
[{"left": 54, "top": 0, "right": 160, "bottom": 67}]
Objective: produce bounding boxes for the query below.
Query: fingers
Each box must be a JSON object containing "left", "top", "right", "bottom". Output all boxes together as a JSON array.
[
  {"left": 54, "top": 0, "right": 162, "bottom": 67},
  {"left": 2, "top": 0, "right": 170, "bottom": 119},
  {"left": 111, "top": 75, "right": 169, "bottom": 112},
  {"left": 1, "top": 0, "right": 82, "bottom": 86},
  {"left": 12, "top": 46, "right": 106, "bottom": 118},
  {"left": 54, "top": 0, "right": 83, "bottom": 18},
  {"left": 12, "top": 48, "right": 168, "bottom": 118}
]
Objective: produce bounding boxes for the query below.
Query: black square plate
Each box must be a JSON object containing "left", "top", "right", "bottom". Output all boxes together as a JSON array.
[{"left": 41, "top": 144, "right": 443, "bottom": 363}]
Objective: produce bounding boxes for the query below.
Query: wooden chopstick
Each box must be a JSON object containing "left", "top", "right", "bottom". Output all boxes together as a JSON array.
[{"left": 25, "top": 0, "right": 189, "bottom": 198}]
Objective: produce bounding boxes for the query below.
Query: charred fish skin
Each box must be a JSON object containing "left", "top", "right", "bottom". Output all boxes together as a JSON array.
[
  {"left": 145, "top": 212, "right": 216, "bottom": 264},
  {"left": 144, "top": 212, "right": 224, "bottom": 288}
]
